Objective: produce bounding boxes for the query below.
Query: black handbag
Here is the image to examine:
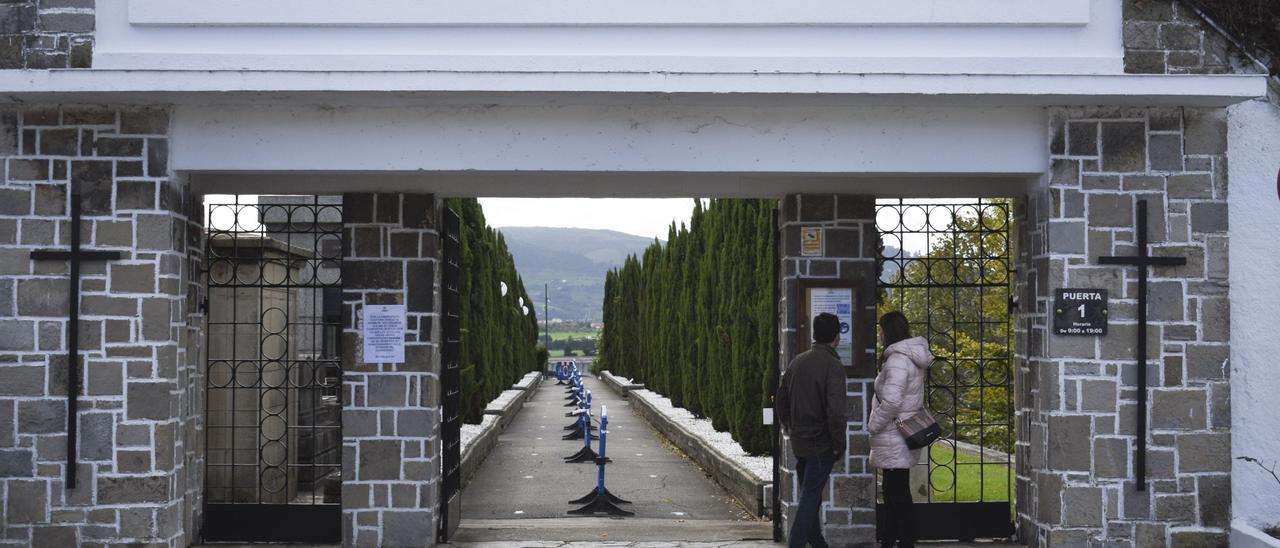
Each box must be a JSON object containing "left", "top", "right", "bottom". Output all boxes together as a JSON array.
[
  {"left": 876, "top": 394, "right": 941, "bottom": 450},
  {"left": 895, "top": 408, "right": 942, "bottom": 450}
]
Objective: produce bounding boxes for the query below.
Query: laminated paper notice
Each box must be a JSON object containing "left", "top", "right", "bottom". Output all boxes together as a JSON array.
[
  {"left": 808, "top": 287, "right": 854, "bottom": 367},
  {"left": 363, "top": 304, "right": 406, "bottom": 364}
]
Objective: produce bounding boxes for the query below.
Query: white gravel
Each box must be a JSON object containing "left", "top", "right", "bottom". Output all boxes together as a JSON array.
[
  {"left": 484, "top": 389, "right": 524, "bottom": 412},
  {"left": 512, "top": 371, "right": 541, "bottom": 390},
  {"left": 460, "top": 414, "right": 499, "bottom": 452},
  {"left": 463, "top": 373, "right": 540, "bottom": 454},
  {"left": 628, "top": 388, "right": 773, "bottom": 482}
]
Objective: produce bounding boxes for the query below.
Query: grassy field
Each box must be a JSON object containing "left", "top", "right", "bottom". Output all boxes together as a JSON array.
[
  {"left": 547, "top": 331, "right": 597, "bottom": 341},
  {"left": 921, "top": 444, "right": 1014, "bottom": 503}
]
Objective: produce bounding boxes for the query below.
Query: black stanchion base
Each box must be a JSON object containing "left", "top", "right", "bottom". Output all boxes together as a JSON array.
[
  {"left": 562, "top": 430, "right": 597, "bottom": 441},
  {"left": 564, "top": 411, "right": 581, "bottom": 417},
  {"left": 564, "top": 401, "right": 582, "bottom": 407},
  {"left": 569, "top": 486, "right": 632, "bottom": 506},
  {"left": 568, "top": 496, "right": 635, "bottom": 517},
  {"left": 563, "top": 446, "right": 611, "bottom": 463}
]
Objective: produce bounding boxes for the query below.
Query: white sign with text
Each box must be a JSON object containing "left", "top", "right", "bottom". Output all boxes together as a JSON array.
[{"left": 363, "top": 304, "right": 406, "bottom": 364}]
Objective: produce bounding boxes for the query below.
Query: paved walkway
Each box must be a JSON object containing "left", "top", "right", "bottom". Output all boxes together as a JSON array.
[{"left": 458, "top": 375, "right": 768, "bottom": 543}]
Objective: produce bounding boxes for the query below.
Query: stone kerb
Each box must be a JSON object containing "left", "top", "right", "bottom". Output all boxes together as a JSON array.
[
  {"left": 512, "top": 370, "right": 541, "bottom": 391},
  {"left": 599, "top": 370, "right": 645, "bottom": 395},
  {"left": 459, "top": 415, "right": 500, "bottom": 492},
  {"left": 482, "top": 372, "right": 544, "bottom": 430},
  {"left": 461, "top": 372, "right": 542, "bottom": 491},
  {"left": 598, "top": 370, "right": 771, "bottom": 518}
]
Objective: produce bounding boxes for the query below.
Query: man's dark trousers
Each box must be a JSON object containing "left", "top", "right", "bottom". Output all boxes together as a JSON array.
[{"left": 788, "top": 452, "right": 837, "bottom": 548}]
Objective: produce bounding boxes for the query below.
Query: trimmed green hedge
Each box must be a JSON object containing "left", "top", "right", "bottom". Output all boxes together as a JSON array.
[
  {"left": 447, "top": 198, "right": 542, "bottom": 424},
  {"left": 599, "top": 199, "right": 776, "bottom": 455}
]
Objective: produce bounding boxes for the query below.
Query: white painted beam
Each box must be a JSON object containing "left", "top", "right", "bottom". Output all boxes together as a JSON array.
[
  {"left": 0, "top": 71, "right": 1266, "bottom": 107},
  {"left": 128, "top": 0, "right": 1091, "bottom": 27},
  {"left": 170, "top": 103, "right": 1046, "bottom": 177},
  {"left": 187, "top": 172, "right": 1035, "bottom": 199}
]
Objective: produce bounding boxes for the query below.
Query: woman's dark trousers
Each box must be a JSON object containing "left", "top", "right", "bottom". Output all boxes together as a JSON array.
[
  {"left": 880, "top": 468, "right": 914, "bottom": 548},
  {"left": 788, "top": 453, "right": 836, "bottom": 548}
]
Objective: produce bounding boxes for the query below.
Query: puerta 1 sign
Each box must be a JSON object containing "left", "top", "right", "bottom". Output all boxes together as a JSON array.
[{"left": 1053, "top": 289, "right": 1108, "bottom": 336}]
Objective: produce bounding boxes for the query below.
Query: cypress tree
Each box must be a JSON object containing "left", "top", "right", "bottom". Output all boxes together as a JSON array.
[
  {"left": 599, "top": 199, "right": 777, "bottom": 455},
  {"left": 446, "top": 198, "right": 541, "bottom": 424}
]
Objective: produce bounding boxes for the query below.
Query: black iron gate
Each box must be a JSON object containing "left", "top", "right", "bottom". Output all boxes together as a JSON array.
[
  {"left": 874, "top": 199, "right": 1015, "bottom": 541},
  {"left": 202, "top": 196, "right": 343, "bottom": 542},
  {"left": 439, "top": 206, "right": 463, "bottom": 542}
]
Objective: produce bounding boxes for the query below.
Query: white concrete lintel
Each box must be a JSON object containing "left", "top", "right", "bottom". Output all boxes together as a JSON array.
[
  {"left": 0, "top": 70, "right": 1266, "bottom": 107},
  {"left": 187, "top": 171, "right": 1036, "bottom": 199},
  {"left": 129, "top": 0, "right": 1091, "bottom": 27}
]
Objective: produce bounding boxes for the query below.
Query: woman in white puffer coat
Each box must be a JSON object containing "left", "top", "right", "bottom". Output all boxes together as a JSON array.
[{"left": 868, "top": 311, "right": 933, "bottom": 548}]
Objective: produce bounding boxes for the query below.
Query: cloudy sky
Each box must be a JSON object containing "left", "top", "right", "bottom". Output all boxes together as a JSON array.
[{"left": 478, "top": 198, "right": 699, "bottom": 240}]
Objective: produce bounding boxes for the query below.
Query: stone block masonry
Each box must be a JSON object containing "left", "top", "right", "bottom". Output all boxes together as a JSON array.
[
  {"left": 0, "top": 105, "right": 206, "bottom": 546},
  {"left": 0, "top": 0, "right": 95, "bottom": 69},
  {"left": 340, "top": 193, "right": 441, "bottom": 548},
  {"left": 777, "top": 194, "right": 878, "bottom": 546},
  {"left": 1016, "top": 106, "right": 1230, "bottom": 547}
]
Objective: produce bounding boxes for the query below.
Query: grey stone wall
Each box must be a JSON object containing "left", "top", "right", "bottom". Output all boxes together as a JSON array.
[
  {"left": 1123, "top": 0, "right": 1245, "bottom": 75},
  {"left": 0, "top": 105, "right": 206, "bottom": 546},
  {"left": 0, "top": 0, "right": 94, "bottom": 69},
  {"left": 1016, "top": 106, "right": 1230, "bottom": 547},
  {"left": 339, "top": 193, "right": 441, "bottom": 548},
  {"left": 777, "top": 194, "right": 879, "bottom": 546}
]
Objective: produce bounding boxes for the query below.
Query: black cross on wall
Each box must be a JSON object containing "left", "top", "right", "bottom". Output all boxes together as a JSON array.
[
  {"left": 28, "top": 181, "right": 123, "bottom": 489},
  {"left": 1097, "top": 199, "right": 1185, "bottom": 492}
]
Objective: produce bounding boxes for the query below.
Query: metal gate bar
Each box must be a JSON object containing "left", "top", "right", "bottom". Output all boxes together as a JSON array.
[
  {"left": 439, "top": 207, "right": 463, "bottom": 542},
  {"left": 202, "top": 196, "right": 343, "bottom": 542},
  {"left": 874, "top": 198, "right": 1015, "bottom": 541}
]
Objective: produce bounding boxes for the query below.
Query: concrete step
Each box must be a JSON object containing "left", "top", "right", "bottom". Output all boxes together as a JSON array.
[{"left": 449, "top": 517, "right": 774, "bottom": 543}]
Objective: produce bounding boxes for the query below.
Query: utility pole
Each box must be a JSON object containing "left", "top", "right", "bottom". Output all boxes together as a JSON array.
[{"left": 544, "top": 283, "right": 550, "bottom": 348}]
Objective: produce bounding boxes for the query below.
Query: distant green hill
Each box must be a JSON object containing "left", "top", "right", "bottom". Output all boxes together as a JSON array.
[
  {"left": 498, "top": 227, "right": 658, "bottom": 322},
  {"left": 500, "top": 226, "right": 903, "bottom": 321}
]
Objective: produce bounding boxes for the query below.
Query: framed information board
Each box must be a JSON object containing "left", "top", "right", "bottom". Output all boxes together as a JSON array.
[{"left": 795, "top": 279, "right": 870, "bottom": 377}]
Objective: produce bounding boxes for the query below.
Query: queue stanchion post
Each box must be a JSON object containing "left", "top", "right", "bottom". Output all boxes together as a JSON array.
[
  {"left": 563, "top": 409, "right": 609, "bottom": 463},
  {"left": 564, "top": 390, "right": 596, "bottom": 431},
  {"left": 562, "top": 407, "right": 597, "bottom": 441},
  {"left": 568, "top": 405, "right": 633, "bottom": 516}
]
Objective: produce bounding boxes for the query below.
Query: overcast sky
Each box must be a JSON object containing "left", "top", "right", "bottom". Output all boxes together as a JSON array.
[{"left": 478, "top": 198, "right": 698, "bottom": 240}]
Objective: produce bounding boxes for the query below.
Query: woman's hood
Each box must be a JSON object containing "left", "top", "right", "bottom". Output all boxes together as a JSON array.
[{"left": 885, "top": 336, "right": 934, "bottom": 369}]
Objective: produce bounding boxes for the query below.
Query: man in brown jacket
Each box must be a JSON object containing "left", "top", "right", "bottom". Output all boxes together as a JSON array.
[{"left": 776, "top": 313, "right": 848, "bottom": 548}]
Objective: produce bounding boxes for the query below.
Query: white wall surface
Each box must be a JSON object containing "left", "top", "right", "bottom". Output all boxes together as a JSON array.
[
  {"left": 1229, "top": 97, "right": 1280, "bottom": 530},
  {"left": 171, "top": 103, "right": 1046, "bottom": 197},
  {"left": 95, "top": 0, "right": 1121, "bottom": 75}
]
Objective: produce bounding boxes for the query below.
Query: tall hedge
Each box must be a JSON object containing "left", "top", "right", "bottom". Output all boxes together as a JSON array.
[
  {"left": 447, "top": 198, "right": 542, "bottom": 424},
  {"left": 599, "top": 199, "right": 776, "bottom": 455}
]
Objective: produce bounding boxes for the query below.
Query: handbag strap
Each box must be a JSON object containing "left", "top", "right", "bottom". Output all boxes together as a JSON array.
[{"left": 874, "top": 392, "right": 925, "bottom": 418}]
